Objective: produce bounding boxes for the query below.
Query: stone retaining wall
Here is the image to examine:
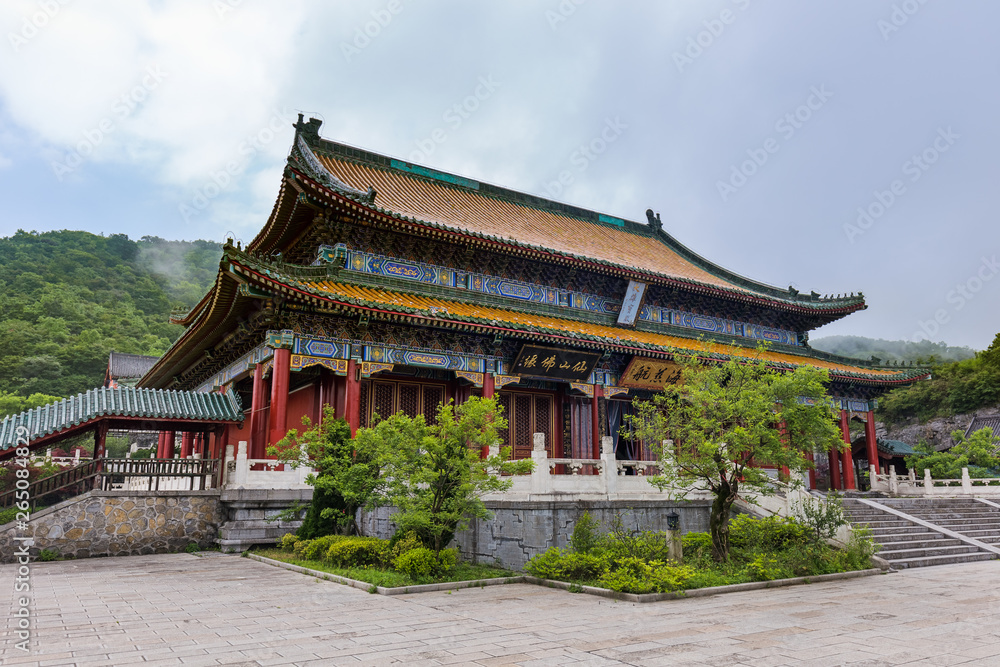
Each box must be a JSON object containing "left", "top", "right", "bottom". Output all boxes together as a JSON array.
[
  {"left": 359, "top": 499, "right": 713, "bottom": 571},
  {"left": 0, "top": 490, "right": 222, "bottom": 562}
]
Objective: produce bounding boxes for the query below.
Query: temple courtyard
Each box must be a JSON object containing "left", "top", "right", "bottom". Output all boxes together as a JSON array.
[{"left": 2, "top": 555, "right": 999, "bottom": 666}]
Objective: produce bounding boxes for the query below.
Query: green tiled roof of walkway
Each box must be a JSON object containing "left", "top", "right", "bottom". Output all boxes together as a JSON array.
[{"left": 0, "top": 387, "right": 243, "bottom": 452}]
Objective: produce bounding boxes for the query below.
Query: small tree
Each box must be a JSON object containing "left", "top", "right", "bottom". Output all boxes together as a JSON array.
[
  {"left": 269, "top": 407, "right": 380, "bottom": 537},
  {"left": 359, "top": 396, "right": 533, "bottom": 552},
  {"left": 906, "top": 427, "right": 1000, "bottom": 479},
  {"left": 625, "top": 349, "right": 843, "bottom": 562}
]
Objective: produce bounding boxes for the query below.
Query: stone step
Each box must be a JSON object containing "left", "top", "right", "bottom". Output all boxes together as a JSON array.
[
  {"left": 847, "top": 519, "right": 917, "bottom": 528},
  {"left": 878, "top": 544, "right": 982, "bottom": 560},
  {"left": 888, "top": 552, "right": 996, "bottom": 569},
  {"left": 870, "top": 532, "right": 950, "bottom": 544},
  {"left": 902, "top": 516, "right": 1000, "bottom": 525},
  {"left": 876, "top": 537, "right": 965, "bottom": 551},
  {"left": 866, "top": 526, "right": 932, "bottom": 536},
  {"left": 941, "top": 528, "right": 1000, "bottom": 539}
]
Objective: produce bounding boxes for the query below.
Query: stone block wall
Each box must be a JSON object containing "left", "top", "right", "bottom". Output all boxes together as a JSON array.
[
  {"left": 359, "top": 499, "right": 712, "bottom": 571},
  {"left": 0, "top": 490, "right": 222, "bottom": 562}
]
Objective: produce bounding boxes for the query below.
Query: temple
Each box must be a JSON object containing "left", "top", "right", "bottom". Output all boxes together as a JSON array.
[{"left": 136, "top": 116, "right": 928, "bottom": 491}]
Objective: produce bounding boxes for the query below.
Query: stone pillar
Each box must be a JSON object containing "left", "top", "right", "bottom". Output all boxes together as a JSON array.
[
  {"left": 962, "top": 467, "right": 972, "bottom": 494},
  {"left": 345, "top": 358, "right": 361, "bottom": 437},
  {"left": 234, "top": 441, "right": 249, "bottom": 488},
  {"left": 601, "top": 436, "right": 617, "bottom": 496},
  {"left": 531, "top": 433, "right": 549, "bottom": 494},
  {"left": 865, "top": 409, "right": 879, "bottom": 475},
  {"left": 839, "top": 410, "right": 856, "bottom": 490},
  {"left": 268, "top": 346, "right": 292, "bottom": 451},
  {"left": 249, "top": 363, "right": 267, "bottom": 459},
  {"left": 924, "top": 467, "right": 933, "bottom": 496}
]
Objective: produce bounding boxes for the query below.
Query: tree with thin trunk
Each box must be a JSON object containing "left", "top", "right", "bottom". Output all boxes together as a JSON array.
[{"left": 625, "top": 348, "right": 843, "bottom": 562}]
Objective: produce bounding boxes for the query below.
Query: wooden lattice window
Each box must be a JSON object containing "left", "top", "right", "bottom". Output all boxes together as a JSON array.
[
  {"left": 362, "top": 380, "right": 447, "bottom": 427},
  {"left": 500, "top": 391, "right": 555, "bottom": 459},
  {"left": 358, "top": 381, "right": 370, "bottom": 429}
]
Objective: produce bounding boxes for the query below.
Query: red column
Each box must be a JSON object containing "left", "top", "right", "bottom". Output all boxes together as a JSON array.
[
  {"left": 777, "top": 420, "right": 791, "bottom": 481},
  {"left": 267, "top": 347, "right": 291, "bottom": 452},
  {"left": 249, "top": 363, "right": 267, "bottom": 459},
  {"left": 180, "top": 433, "right": 194, "bottom": 458},
  {"left": 839, "top": 410, "right": 856, "bottom": 490},
  {"left": 865, "top": 409, "right": 879, "bottom": 475},
  {"left": 828, "top": 448, "right": 841, "bottom": 490},
  {"left": 163, "top": 431, "right": 176, "bottom": 459},
  {"left": 319, "top": 371, "right": 336, "bottom": 424},
  {"left": 345, "top": 359, "right": 361, "bottom": 437},
  {"left": 156, "top": 432, "right": 166, "bottom": 458},
  {"left": 805, "top": 450, "right": 817, "bottom": 490},
  {"left": 591, "top": 385, "right": 602, "bottom": 460}
]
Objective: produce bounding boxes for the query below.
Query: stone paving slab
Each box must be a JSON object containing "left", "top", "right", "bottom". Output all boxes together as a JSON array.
[{"left": 2, "top": 554, "right": 1000, "bottom": 666}]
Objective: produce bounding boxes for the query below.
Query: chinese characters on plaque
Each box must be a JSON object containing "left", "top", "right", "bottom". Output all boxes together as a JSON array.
[
  {"left": 619, "top": 357, "right": 684, "bottom": 389},
  {"left": 616, "top": 280, "right": 647, "bottom": 326},
  {"left": 511, "top": 345, "right": 601, "bottom": 382}
]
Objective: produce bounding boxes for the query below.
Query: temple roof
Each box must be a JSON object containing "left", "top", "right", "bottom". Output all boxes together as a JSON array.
[
  {"left": 258, "top": 117, "right": 867, "bottom": 321},
  {"left": 105, "top": 352, "right": 160, "bottom": 387},
  {"left": 149, "top": 248, "right": 922, "bottom": 388},
  {"left": 0, "top": 387, "right": 243, "bottom": 453}
]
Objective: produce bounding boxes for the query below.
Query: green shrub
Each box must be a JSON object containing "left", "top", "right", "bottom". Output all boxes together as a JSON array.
[
  {"left": 729, "top": 514, "right": 807, "bottom": 552},
  {"left": 394, "top": 547, "right": 458, "bottom": 579},
  {"left": 745, "top": 555, "right": 788, "bottom": 581},
  {"left": 292, "top": 539, "right": 313, "bottom": 559},
  {"left": 324, "top": 536, "right": 390, "bottom": 568},
  {"left": 279, "top": 533, "right": 298, "bottom": 552},
  {"left": 842, "top": 526, "right": 880, "bottom": 570},
  {"left": 570, "top": 512, "right": 603, "bottom": 554},
  {"left": 184, "top": 542, "right": 200, "bottom": 554},
  {"left": 681, "top": 531, "right": 713, "bottom": 558},
  {"left": 598, "top": 557, "right": 693, "bottom": 594},
  {"left": 302, "top": 534, "right": 345, "bottom": 561},
  {"left": 606, "top": 530, "right": 673, "bottom": 563},
  {"left": 389, "top": 531, "right": 424, "bottom": 565},
  {"left": 524, "top": 548, "right": 610, "bottom": 581},
  {"left": 37, "top": 548, "right": 59, "bottom": 562}
]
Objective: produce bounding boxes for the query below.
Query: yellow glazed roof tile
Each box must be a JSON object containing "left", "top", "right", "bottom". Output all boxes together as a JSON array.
[
  {"left": 316, "top": 154, "right": 750, "bottom": 293},
  {"left": 306, "top": 280, "right": 901, "bottom": 378}
]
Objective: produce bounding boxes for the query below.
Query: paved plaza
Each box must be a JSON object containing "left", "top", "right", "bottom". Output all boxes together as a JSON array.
[{"left": 2, "top": 553, "right": 1000, "bottom": 666}]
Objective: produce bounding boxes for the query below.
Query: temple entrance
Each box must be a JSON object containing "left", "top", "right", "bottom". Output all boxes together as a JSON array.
[{"left": 497, "top": 391, "right": 554, "bottom": 459}]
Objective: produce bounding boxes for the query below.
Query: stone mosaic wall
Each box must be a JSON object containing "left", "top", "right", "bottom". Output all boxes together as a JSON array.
[
  {"left": 359, "top": 499, "right": 712, "bottom": 571},
  {"left": 0, "top": 490, "right": 222, "bottom": 562}
]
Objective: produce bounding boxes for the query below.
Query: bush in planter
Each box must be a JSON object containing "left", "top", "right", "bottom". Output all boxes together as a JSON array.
[
  {"left": 524, "top": 548, "right": 610, "bottom": 581},
  {"left": 598, "top": 557, "right": 693, "bottom": 594},
  {"left": 279, "top": 533, "right": 298, "bottom": 551},
  {"left": 302, "top": 534, "right": 345, "bottom": 561},
  {"left": 324, "top": 536, "right": 390, "bottom": 568},
  {"left": 394, "top": 547, "right": 457, "bottom": 579}
]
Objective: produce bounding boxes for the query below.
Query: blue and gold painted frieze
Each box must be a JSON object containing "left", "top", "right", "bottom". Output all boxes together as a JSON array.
[
  {"left": 323, "top": 244, "right": 800, "bottom": 346},
  {"left": 364, "top": 344, "right": 486, "bottom": 372}
]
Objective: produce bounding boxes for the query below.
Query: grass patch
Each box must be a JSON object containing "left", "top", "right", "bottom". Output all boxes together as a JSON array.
[{"left": 253, "top": 548, "right": 514, "bottom": 587}]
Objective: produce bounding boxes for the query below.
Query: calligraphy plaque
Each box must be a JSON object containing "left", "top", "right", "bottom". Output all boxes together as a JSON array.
[
  {"left": 616, "top": 280, "right": 648, "bottom": 327},
  {"left": 511, "top": 345, "right": 600, "bottom": 382},
  {"left": 620, "top": 357, "right": 684, "bottom": 389}
]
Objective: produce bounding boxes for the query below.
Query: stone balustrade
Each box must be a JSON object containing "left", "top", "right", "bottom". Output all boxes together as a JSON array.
[
  {"left": 222, "top": 441, "right": 314, "bottom": 489},
  {"left": 870, "top": 465, "right": 1000, "bottom": 497}
]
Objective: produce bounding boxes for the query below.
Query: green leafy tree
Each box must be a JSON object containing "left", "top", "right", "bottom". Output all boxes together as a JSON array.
[
  {"left": 269, "top": 407, "right": 380, "bottom": 537},
  {"left": 905, "top": 427, "right": 1000, "bottom": 479},
  {"left": 625, "top": 349, "right": 843, "bottom": 562},
  {"left": 359, "top": 397, "right": 533, "bottom": 552}
]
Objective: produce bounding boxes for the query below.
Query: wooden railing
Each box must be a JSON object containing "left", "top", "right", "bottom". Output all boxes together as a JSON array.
[{"left": 0, "top": 458, "right": 221, "bottom": 507}]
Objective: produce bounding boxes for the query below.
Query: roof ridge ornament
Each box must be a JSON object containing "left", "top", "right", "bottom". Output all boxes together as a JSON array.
[
  {"left": 295, "top": 133, "right": 376, "bottom": 204},
  {"left": 645, "top": 208, "right": 662, "bottom": 232}
]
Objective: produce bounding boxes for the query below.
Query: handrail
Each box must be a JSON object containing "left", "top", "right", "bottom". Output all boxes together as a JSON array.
[{"left": 0, "top": 458, "right": 222, "bottom": 507}]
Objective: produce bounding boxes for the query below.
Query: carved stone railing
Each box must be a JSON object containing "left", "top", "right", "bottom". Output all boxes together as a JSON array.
[
  {"left": 222, "top": 441, "right": 315, "bottom": 489},
  {"left": 483, "top": 434, "right": 707, "bottom": 501},
  {"left": 869, "top": 465, "right": 1000, "bottom": 497}
]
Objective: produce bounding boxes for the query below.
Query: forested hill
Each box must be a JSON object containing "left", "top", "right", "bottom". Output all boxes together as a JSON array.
[
  {"left": 811, "top": 335, "right": 976, "bottom": 364},
  {"left": 0, "top": 230, "right": 220, "bottom": 415}
]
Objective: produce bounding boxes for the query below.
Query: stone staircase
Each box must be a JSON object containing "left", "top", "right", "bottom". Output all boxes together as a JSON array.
[
  {"left": 842, "top": 498, "right": 998, "bottom": 569},
  {"left": 218, "top": 488, "right": 311, "bottom": 553}
]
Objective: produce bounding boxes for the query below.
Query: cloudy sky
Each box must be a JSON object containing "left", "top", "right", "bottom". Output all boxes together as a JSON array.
[{"left": 1, "top": 1, "right": 997, "bottom": 350}]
